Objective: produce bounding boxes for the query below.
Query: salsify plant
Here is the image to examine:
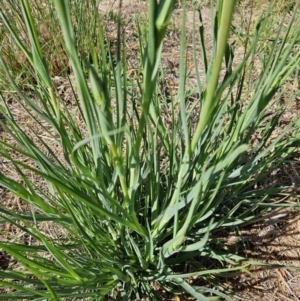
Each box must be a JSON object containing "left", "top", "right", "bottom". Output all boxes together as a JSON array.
[{"left": 0, "top": 0, "right": 300, "bottom": 300}]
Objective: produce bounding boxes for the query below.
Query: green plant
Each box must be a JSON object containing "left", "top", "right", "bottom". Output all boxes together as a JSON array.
[
  {"left": 0, "top": 0, "right": 99, "bottom": 88},
  {"left": 0, "top": 0, "right": 300, "bottom": 300}
]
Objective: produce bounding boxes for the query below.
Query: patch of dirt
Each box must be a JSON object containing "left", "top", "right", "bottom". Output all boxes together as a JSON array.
[{"left": 218, "top": 206, "right": 300, "bottom": 300}]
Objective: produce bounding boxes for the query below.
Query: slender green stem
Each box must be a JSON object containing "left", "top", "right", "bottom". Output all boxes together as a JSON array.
[{"left": 191, "top": 0, "right": 236, "bottom": 151}]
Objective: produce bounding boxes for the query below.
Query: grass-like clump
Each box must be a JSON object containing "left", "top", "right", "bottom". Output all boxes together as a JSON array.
[{"left": 0, "top": 0, "right": 300, "bottom": 300}]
